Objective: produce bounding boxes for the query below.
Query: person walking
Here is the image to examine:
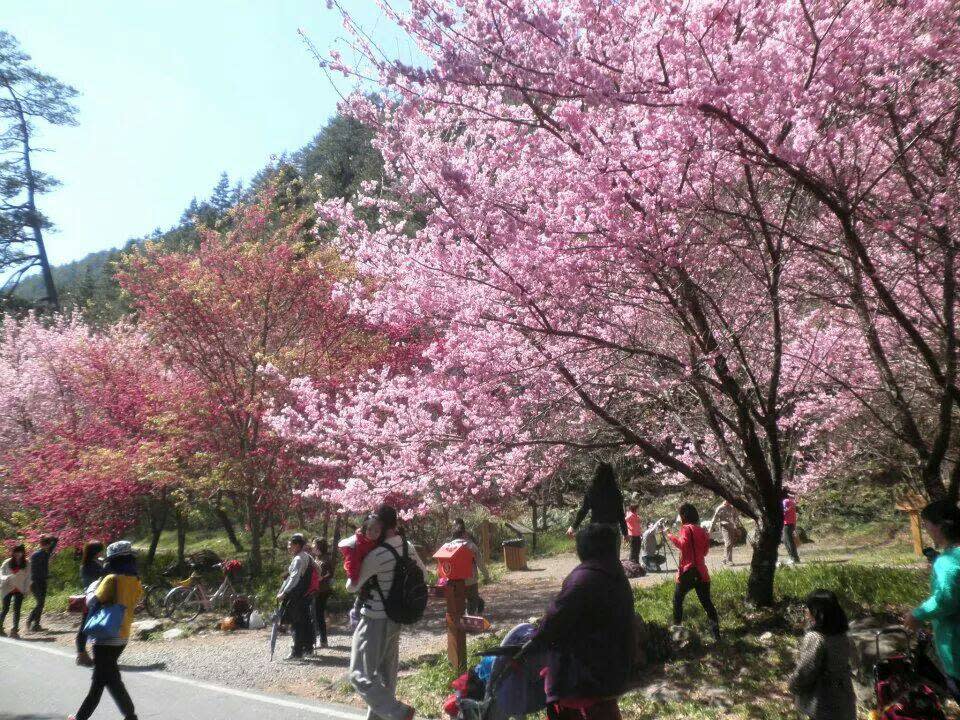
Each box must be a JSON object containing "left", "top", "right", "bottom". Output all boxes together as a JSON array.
[
  {"left": 905, "top": 500, "right": 960, "bottom": 702},
  {"left": 348, "top": 504, "right": 425, "bottom": 720},
  {"left": 277, "top": 533, "right": 316, "bottom": 660},
  {"left": 567, "top": 462, "right": 628, "bottom": 548},
  {"left": 76, "top": 541, "right": 105, "bottom": 667},
  {"left": 26, "top": 535, "right": 57, "bottom": 632},
  {"left": 520, "top": 524, "right": 635, "bottom": 720},
  {"left": 312, "top": 537, "right": 334, "bottom": 649},
  {"left": 625, "top": 503, "right": 643, "bottom": 564},
  {"left": 640, "top": 519, "right": 667, "bottom": 572},
  {"left": 0, "top": 544, "right": 29, "bottom": 638},
  {"left": 781, "top": 491, "right": 801, "bottom": 565},
  {"left": 668, "top": 504, "right": 720, "bottom": 641},
  {"left": 709, "top": 500, "right": 740, "bottom": 565},
  {"left": 788, "top": 589, "right": 856, "bottom": 720},
  {"left": 449, "top": 521, "right": 489, "bottom": 615},
  {"left": 68, "top": 540, "right": 143, "bottom": 720}
]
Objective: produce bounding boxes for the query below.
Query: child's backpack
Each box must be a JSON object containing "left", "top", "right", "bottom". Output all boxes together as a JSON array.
[
  {"left": 377, "top": 539, "right": 428, "bottom": 625},
  {"left": 621, "top": 559, "right": 646, "bottom": 579}
]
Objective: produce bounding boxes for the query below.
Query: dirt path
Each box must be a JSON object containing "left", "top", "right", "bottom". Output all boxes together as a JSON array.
[{"left": 25, "top": 537, "right": 860, "bottom": 706}]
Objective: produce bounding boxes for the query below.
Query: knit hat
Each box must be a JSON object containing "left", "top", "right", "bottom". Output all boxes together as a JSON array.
[{"left": 105, "top": 540, "right": 135, "bottom": 559}]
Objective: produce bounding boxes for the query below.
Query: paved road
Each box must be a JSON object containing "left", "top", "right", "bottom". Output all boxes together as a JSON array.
[{"left": 0, "top": 637, "right": 365, "bottom": 720}]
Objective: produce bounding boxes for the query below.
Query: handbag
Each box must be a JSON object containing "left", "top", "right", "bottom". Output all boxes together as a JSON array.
[{"left": 83, "top": 603, "right": 125, "bottom": 640}]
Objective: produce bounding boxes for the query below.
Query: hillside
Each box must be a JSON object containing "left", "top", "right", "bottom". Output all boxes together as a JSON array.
[{"left": 12, "top": 114, "right": 382, "bottom": 322}]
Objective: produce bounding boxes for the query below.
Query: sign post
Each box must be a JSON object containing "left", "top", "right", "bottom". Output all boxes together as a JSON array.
[
  {"left": 895, "top": 492, "right": 927, "bottom": 558},
  {"left": 444, "top": 579, "right": 467, "bottom": 674}
]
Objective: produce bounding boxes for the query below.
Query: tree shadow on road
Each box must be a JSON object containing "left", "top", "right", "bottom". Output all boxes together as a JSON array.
[
  {"left": 298, "top": 655, "right": 350, "bottom": 668},
  {"left": 120, "top": 662, "right": 168, "bottom": 672}
]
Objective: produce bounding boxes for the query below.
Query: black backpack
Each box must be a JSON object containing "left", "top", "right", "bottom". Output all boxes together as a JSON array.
[{"left": 376, "top": 539, "right": 428, "bottom": 625}]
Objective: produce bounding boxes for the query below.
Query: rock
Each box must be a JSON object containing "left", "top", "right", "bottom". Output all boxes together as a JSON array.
[
  {"left": 643, "top": 681, "right": 685, "bottom": 703},
  {"left": 702, "top": 687, "right": 734, "bottom": 710},
  {"left": 130, "top": 619, "right": 164, "bottom": 639},
  {"left": 849, "top": 620, "right": 908, "bottom": 685},
  {"left": 162, "top": 628, "right": 185, "bottom": 641},
  {"left": 759, "top": 631, "right": 775, "bottom": 643}
]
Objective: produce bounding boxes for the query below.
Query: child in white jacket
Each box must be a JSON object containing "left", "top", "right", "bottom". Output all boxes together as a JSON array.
[{"left": 0, "top": 544, "right": 30, "bottom": 638}]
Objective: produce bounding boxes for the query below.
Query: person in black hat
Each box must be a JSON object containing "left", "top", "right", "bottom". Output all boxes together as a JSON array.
[{"left": 277, "top": 533, "right": 316, "bottom": 660}]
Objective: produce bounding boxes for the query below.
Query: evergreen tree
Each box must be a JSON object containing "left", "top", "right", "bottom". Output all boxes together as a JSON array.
[{"left": 0, "top": 31, "right": 78, "bottom": 309}]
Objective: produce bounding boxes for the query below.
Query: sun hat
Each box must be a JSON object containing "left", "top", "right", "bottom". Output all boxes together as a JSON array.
[{"left": 105, "top": 540, "right": 135, "bottom": 559}]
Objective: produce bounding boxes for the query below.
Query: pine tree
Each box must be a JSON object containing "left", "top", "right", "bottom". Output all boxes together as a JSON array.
[{"left": 0, "top": 31, "right": 79, "bottom": 309}]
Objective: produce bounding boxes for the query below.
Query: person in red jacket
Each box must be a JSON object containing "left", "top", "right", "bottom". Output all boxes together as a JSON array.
[{"left": 668, "top": 503, "right": 720, "bottom": 641}]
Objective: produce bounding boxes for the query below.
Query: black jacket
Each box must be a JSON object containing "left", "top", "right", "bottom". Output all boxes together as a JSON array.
[
  {"left": 572, "top": 485, "right": 627, "bottom": 536},
  {"left": 528, "top": 558, "right": 635, "bottom": 701},
  {"left": 29, "top": 539, "right": 57, "bottom": 584}
]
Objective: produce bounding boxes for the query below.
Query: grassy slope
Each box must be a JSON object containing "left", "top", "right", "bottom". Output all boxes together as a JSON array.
[{"left": 401, "top": 561, "right": 931, "bottom": 719}]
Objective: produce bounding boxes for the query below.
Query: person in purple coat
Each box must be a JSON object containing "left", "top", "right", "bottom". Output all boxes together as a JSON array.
[{"left": 521, "top": 523, "right": 635, "bottom": 720}]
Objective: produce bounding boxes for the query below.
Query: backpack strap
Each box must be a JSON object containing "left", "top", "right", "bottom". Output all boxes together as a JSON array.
[{"left": 372, "top": 542, "right": 403, "bottom": 604}]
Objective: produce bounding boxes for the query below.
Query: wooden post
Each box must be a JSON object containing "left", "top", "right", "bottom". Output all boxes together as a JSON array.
[
  {"left": 444, "top": 579, "right": 467, "bottom": 673},
  {"left": 531, "top": 502, "right": 539, "bottom": 553},
  {"left": 896, "top": 493, "right": 927, "bottom": 558},
  {"left": 908, "top": 511, "right": 924, "bottom": 557}
]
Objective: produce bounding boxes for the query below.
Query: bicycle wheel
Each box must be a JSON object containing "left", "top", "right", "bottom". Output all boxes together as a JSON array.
[
  {"left": 171, "top": 587, "right": 204, "bottom": 621},
  {"left": 145, "top": 584, "right": 170, "bottom": 618},
  {"left": 165, "top": 587, "right": 196, "bottom": 620}
]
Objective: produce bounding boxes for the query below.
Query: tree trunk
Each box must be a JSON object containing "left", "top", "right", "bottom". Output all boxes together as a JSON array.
[
  {"left": 746, "top": 519, "right": 779, "bottom": 607},
  {"left": 247, "top": 494, "right": 263, "bottom": 576},
  {"left": 330, "top": 514, "right": 344, "bottom": 585},
  {"left": 175, "top": 508, "right": 188, "bottom": 568},
  {"left": 145, "top": 501, "right": 169, "bottom": 566},
  {"left": 8, "top": 89, "right": 59, "bottom": 309},
  {"left": 531, "top": 502, "right": 539, "bottom": 552},
  {"left": 214, "top": 500, "right": 245, "bottom": 552},
  {"left": 322, "top": 504, "right": 331, "bottom": 539}
]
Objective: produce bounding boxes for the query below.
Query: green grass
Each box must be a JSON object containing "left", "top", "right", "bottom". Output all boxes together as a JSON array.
[
  {"left": 399, "top": 561, "right": 932, "bottom": 719},
  {"left": 134, "top": 527, "right": 253, "bottom": 558},
  {"left": 528, "top": 528, "right": 571, "bottom": 559}
]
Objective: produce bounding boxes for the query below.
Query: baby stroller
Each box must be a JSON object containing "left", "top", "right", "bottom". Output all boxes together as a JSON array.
[
  {"left": 445, "top": 624, "right": 548, "bottom": 720},
  {"left": 873, "top": 628, "right": 946, "bottom": 720}
]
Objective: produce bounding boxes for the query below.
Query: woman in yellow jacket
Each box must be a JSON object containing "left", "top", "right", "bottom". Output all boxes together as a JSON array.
[{"left": 69, "top": 541, "right": 143, "bottom": 720}]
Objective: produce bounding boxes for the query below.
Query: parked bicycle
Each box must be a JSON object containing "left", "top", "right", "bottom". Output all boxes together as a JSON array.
[
  {"left": 139, "top": 581, "right": 172, "bottom": 618},
  {"left": 164, "top": 561, "right": 246, "bottom": 621}
]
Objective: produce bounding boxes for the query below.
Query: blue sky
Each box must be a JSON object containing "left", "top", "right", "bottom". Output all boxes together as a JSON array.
[{"left": 2, "top": 1, "right": 415, "bottom": 265}]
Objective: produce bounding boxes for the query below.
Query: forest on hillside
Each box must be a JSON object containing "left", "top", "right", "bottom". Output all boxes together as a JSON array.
[{"left": 10, "top": 113, "right": 383, "bottom": 325}]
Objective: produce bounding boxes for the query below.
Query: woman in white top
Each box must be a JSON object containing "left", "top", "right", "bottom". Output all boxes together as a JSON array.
[{"left": 0, "top": 544, "right": 30, "bottom": 638}]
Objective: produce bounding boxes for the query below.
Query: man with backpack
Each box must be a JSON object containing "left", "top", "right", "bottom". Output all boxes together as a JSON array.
[
  {"left": 348, "top": 505, "right": 427, "bottom": 720},
  {"left": 276, "top": 533, "right": 317, "bottom": 660}
]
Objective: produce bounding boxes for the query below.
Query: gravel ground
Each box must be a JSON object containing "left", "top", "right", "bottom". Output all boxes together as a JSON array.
[{"left": 23, "top": 539, "right": 828, "bottom": 707}]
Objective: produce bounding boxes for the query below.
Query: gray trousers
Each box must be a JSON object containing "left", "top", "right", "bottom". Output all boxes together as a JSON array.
[
  {"left": 350, "top": 615, "right": 407, "bottom": 720},
  {"left": 782, "top": 524, "right": 801, "bottom": 563},
  {"left": 720, "top": 524, "right": 735, "bottom": 563}
]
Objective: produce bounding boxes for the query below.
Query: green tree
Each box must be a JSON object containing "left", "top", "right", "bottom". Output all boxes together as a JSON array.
[
  {"left": 293, "top": 115, "right": 383, "bottom": 200},
  {"left": 0, "top": 31, "right": 78, "bottom": 309}
]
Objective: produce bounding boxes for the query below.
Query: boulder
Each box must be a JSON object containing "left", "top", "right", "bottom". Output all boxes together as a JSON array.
[
  {"left": 130, "top": 619, "right": 164, "bottom": 639},
  {"left": 701, "top": 687, "right": 734, "bottom": 710},
  {"left": 643, "top": 681, "right": 685, "bottom": 703},
  {"left": 848, "top": 619, "right": 909, "bottom": 685},
  {"left": 162, "top": 627, "right": 185, "bottom": 641}
]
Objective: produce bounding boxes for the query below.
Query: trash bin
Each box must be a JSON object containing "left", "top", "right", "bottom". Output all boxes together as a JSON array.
[{"left": 502, "top": 538, "right": 527, "bottom": 571}]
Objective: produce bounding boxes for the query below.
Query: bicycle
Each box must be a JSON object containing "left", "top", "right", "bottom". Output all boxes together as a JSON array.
[
  {"left": 139, "top": 581, "right": 173, "bottom": 618},
  {"left": 164, "top": 562, "right": 244, "bottom": 621}
]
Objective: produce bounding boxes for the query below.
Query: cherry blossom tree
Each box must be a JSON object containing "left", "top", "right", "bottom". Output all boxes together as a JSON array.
[
  {"left": 276, "top": 0, "right": 960, "bottom": 604},
  {"left": 0, "top": 316, "right": 198, "bottom": 548},
  {"left": 118, "top": 189, "right": 383, "bottom": 573}
]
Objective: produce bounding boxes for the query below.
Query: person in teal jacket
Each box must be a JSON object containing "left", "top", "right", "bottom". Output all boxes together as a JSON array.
[{"left": 905, "top": 499, "right": 960, "bottom": 701}]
